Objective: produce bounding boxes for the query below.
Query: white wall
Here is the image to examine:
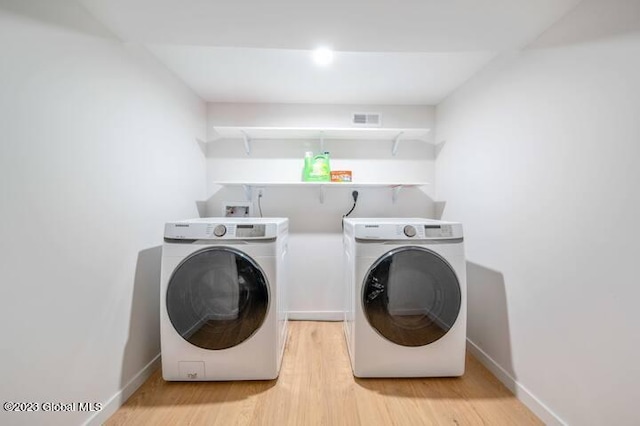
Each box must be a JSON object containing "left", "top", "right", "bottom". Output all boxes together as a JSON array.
[
  {"left": 0, "top": 2, "right": 206, "bottom": 425},
  {"left": 436, "top": 1, "right": 640, "bottom": 424},
  {"left": 206, "top": 103, "right": 436, "bottom": 319}
]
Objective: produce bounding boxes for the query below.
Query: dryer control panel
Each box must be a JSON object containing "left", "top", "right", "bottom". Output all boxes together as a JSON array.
[{"left": 353, "top": 221, "right": 462, "bottom": 241}]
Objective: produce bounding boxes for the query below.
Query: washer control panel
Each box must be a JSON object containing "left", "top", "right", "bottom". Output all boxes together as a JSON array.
[{"left": 165, "top": 222, "right": 276, "bottom": 240}]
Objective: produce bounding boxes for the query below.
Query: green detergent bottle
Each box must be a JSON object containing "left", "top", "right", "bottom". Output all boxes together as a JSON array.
[
  {"left": 302, "top": 151, "right": 314, "bottom": 181},
  {"left": 307, "top": 152, "right": 331, "bottom": 182}
]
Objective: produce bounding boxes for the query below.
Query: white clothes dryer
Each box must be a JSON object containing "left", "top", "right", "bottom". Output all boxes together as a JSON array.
[
  {"left": 343, "top": 218, "right": 466, "bottom": 377},
  {"left": 161, "top": 218, "right": 289, "bottom": 381}
]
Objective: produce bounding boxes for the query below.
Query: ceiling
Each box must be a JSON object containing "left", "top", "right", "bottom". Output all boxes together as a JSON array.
[{"left": 78, "top": 0, "right": 582, "bottom": 105}]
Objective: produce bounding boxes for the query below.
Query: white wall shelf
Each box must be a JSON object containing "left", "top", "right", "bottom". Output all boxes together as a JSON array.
[
  {"left": 212, "top": 181, "right": 430, "bottom": 204},
  {"left": 208, "top": 126, "right": 432, "bottom": 156}
]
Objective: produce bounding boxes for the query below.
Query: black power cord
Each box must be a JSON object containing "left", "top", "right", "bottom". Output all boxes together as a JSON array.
[
  {"left": 344, "top": 190, "right": 359, "bottom": 218},
  {"left": 342, "top": 191, "right": 359, "bottom": 229}
]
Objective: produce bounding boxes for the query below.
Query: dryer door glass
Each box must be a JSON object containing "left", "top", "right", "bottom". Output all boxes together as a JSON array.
[
  {"left": 166, "top": 247, "right": 269, "bottom": 350},
  {"left": 362, "top": 246, "right": 461, "bottom": 347}
]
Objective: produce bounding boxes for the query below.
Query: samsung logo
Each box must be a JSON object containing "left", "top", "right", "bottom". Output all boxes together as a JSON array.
[
  {"left": 175, "top": 224, "right": 190, "bottom": 228},
  {"left": 364, "top": 225, "right": 379, "bottom": 228}
]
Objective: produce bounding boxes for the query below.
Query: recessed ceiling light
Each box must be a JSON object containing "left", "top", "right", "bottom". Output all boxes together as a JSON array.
[{"left": 312, "top": 47, "right": 334, "bottom": 66}]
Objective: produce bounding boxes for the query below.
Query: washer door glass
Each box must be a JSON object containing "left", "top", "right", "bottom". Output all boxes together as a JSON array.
[
  {"left": 166, "top": 247, "right": 269, "bottom": 350},
  {"left": 363, "top": 246, "right": 461, "bottom": 347}
]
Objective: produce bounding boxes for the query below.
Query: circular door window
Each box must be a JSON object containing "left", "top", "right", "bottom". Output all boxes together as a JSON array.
[
  {"left": 362, "top": 246, "right": 461, "bottom": 347},
  {"left": 166, "top": 247, "right": 269, "bottom": 350}
]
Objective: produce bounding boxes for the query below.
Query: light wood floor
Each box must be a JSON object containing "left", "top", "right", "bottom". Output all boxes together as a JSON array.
[{"left": 107, "top": 321, "right": 541, "bottom": 425}]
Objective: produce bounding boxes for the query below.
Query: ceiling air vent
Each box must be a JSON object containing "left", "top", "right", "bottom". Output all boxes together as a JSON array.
[{"left": 352, "top": 112, "right": 381, "bottom": 127}]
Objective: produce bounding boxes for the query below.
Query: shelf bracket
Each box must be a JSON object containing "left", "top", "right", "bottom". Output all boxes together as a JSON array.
[
  {"left": 241, "top": 131, "right": 252, "bottom": 156},
  {"left": 195, "top": 138, "right": 207, "bottom": 155},
  {"left": 392, "top": 185, "right": 403, "bottom": 204},
  {"left": 242, "top": 184, "right": 253, "bottom": 201},
  {"left": 392, "top": 132, "right": 404, "bottom": 156},
  {"left": 319, "top": 185, "right": 326, "bottom": 204}
]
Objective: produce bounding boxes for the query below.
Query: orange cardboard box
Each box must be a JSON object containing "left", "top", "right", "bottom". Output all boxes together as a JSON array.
[{"left": 331, "top": 170, "right": 352, "bottom": 182}]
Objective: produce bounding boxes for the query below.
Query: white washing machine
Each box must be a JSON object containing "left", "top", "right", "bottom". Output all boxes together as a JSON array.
[
  {"left": 343, "top": 218, "right": 466, "bottom": 377},
  {"left": 161, "top": 217, "right": 289, "bottom": 381}
]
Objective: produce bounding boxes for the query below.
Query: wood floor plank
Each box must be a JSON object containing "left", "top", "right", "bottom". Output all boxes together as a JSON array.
[{"left": 106, "top": 321, "right": 541, "bottom": 426}]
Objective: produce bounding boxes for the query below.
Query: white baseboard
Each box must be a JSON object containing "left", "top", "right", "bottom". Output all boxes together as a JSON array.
[
  {"left": 288, "top": 311, "right": 343, "bottom": 321},
  {"left": 84, "top": 354, "right": 161, "bottom": 426},
  {"left": 466, "top": 339, "right": 566, "bottom": 426}
]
